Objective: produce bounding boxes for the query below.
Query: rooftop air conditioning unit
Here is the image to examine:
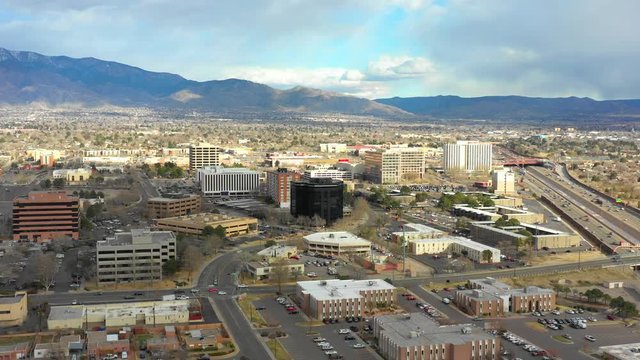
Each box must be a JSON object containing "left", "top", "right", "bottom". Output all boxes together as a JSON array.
[{"left": 320, "top": 281, "right": 327, "bottom": 286}]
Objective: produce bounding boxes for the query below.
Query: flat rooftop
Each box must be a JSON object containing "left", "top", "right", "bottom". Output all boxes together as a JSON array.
[
  {"left": 0, "top": 292, "right": 25, "bottom": 305},
  {"left": 461, "top": 277, "right": 554, "bottom": 299},
  {"left": 376, "top": 313, "right": 491, "bottom": 347},
  {"left": 156, "top": 213, "right": 257, "bottom": 227},
  {"left": 98, "top": 229, "right": 175, "bottom": 246},
  {"left": 393, "top": 223, "right": 445, "bottom": 236},
  {"left": 303, "top": 232, "right": 371, "bottom": 246},
  {"left": 49, "top": 300, "right": 191, "bottom": 321},
  {"left": 599, "top": 342, "right": 640, "bottom": 360},
  {"left": 148, "top": 195, "right": 199, "bottom": 202},
  {"left": 412, "top": 236, "right": 499, "bottom": 253},
  {"left": 198, "top": 166, "right": 258, "bottom": 174},
  {"left": 298, "top": 279, "right": 395, "bottom": 301},
  {"left": 472, "top": 221, "right": 569, "bottom": 236}
]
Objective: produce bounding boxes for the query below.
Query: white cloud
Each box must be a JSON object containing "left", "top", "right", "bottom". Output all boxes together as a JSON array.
[{"left": 366, "top": 56, "right": 435, "bottom": 80}]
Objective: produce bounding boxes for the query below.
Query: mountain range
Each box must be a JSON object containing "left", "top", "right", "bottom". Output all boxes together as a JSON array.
[{"left": 2, "top": 47, "right": 640, "bottom": 121}]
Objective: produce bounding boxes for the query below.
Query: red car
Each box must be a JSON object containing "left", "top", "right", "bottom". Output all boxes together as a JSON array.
[
  {"left": 607, "top": 314, "right": 616, "bottom": 320},
  {"left": 208, "top": 288, "right": 219, "bottom": 293},
  {"left": 406, "top": 296, "right": 416, "bottom": 301},
  {"left": 286, "top": 306, "right": 297, "bottom": 311}
]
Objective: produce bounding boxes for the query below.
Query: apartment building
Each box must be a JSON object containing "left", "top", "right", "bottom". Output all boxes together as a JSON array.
[
  {"left": 189, "top": 143, "right": 221, "bottom": 172},
  {"left": 147, "top": 194, "right": 202, "bottom": 219},
  {"left": 197, "top": 166, "right": 260, "bottom": 198},
  {"left": 96, "top": 229, "right": 176, "bottom": 285},
  {"left": 154, "top": 213, "right": 258, "bottom": 237},
  {"left": 297, "top": 279, "right": 396, "bottom": 320},
  {"left": 410, "top": 236, "right": 501, "bottom": 264},
  {"left": 492, "top": 169, "right": 516, "bottom": 195},
  {"left": 455, "top": 277, "right": 556, "bottom": 317},
  {"left": 303, "top": 231, "right": 371, "bottom": 257},
  {"left": 291, "top": 178, "right": 344, "bottom": 225},
  {"left": 12, "top": 191, "right": 80, "bottom": 242},
  {"left": 0, "top": 291, "right": 27, "bottom": 328},
  {"left": 266, "top": 168, "right": 302, "bottom": 208},
  {"left": 443, "top": 141, "right": 493, "bottom": 173},
  {"left": 364, "top": 148, "right": 428, "bottom": 184},
  {"left": 374, "top": 313, "right": 499, "bottom": 360}
]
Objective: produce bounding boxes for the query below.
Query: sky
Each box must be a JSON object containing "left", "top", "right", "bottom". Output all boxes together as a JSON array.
[{"left": 0, "top": 0, "right": 639, "bottom": 99}]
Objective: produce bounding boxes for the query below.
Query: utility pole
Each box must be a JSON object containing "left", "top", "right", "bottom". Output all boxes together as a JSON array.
[{"left": 402, "top": 225, "right": 407, "bottom": 275}]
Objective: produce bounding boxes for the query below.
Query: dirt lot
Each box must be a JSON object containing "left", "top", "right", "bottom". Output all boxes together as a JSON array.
[
  {"left": 528, "top": 250, "right": 606, "bottom": 266},
  {"left": 503, "top": 267, "right": 639, "bottom": 289}
]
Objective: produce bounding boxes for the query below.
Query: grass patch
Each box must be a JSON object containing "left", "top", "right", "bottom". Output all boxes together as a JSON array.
[
  {"left": 525, "top": 321, "right": 548, "bottom": 333},
  {"left": 237, "top": 295, "right": 269, "bottom": 328},
  {"left": 552, "top": 335, "right": 573, "bottom": 344},
  {"left": 266, "top": 339, "right": 292, "bottom": 360},
  {"left": 295, "top": 320, "right": 324, "bottom": 328},
  {"left": 134, "top": 333, "right": 154, "bottom": 348}
]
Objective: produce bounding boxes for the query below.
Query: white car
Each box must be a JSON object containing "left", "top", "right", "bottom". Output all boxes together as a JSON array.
[
  {"left": 218, "top": 291, "right": 227, "bottom": 295},
  {"left": 338, "top": 329, "right": 350, "bottom": 334},
  {"left": 585, "top": 335, "right": 596, "bottom": 342},
  {"left": 353, "top": 343, "right": 366, "bottom": 349},
  {"left": 324, "top": 350, "right": 338, "bottom": 355},
  {"left": 317, "top": 342, "right": 331, "bottom": 347},
  {"left": 177, "top": 295, "right": 189, "bottom": 300},
  {"left": 312, "top": 337, "right": 326, "bottom": 342},
  {"left": 237, "top": 284, "right": 249, "bottom": 288},
  {"left": 71, "top": 299, "right": 78, "bottom": 305}
]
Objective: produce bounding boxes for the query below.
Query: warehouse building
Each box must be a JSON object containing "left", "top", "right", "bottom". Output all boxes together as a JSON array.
[{"left": 470, "top": 221, "right": 581, "bottom": 250}]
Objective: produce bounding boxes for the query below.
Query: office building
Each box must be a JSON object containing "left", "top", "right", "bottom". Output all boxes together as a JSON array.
[
  {"left": 453, "top": 204, "right": 544, "bottom": 223},
  {"left": 391, "top": 223, "right": 446, "bottom": 242},
  {"left": 266, "top": 168, "right": 302, "bottom": 208},
  {"left": 245, "top": 260, "right": 305, "bottom": 280},
  {"left": 52, "top": 168, "right": 94, "bottom": 183},
  {"left": 96, "top": 229, "right": 176, "bottom": 285},
  {"left": 48, "top": 299, "right": 191, "bottom": 329},
  {"left": 374, "top": 313, "right": 499, "bottom": 360},
  {"left": 197, "top": 166, "right": 260, "bottom": 198},
  {"left": 154, "top": 213, "right": 258, "bottom": 237},
  {"left": 189, "top": 143, "right": 221, "bottom": 172},
  {"left": 303, "top": 167, "right": 353, "bottom": 181},
  {"left": 12, "top": 191, "right": 80, "bottom": 242},
  {"left": 455, "top": 277, "right": 556, "bottom": 316},
  {"left": 296, "top": 279, "right": 396, "bottom": 320},
  {"left": 0, "top": 291, "right": 27, "bottom": 328},
  {"left": 364, "top": 148, "right": 428, "bottom": 184},
  {"left": 443, "top": 141, "right": 493, "bottom": 173},
  {"left": 303, "top": 231, "right": 371, "bottom": 257},
  {"left": 492, "top": 169, "right": 516, "bottom": 195},
  {"left": 410, "top": 236, "right": 501, "bottom": 264},
  {"left": 257, "top": 244, "right": 298, "bottom": 263},
  {"left": 470, "top": 221, "right": 581, "bottom": 250},
  {"left": 291, "top": 178, "right": 344, "bottom": 225},
  {"left": 147, "top": 194, "right": 202, "bottom": 219}
]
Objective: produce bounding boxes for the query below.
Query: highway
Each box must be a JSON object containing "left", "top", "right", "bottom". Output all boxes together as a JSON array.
[{"left": 527, "top": 166, "right": 640, "bottom": 247}]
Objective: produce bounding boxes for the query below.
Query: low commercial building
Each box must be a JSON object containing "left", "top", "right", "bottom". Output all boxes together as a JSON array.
[
  {"left": 492, "top": 169, "right": 516, "bottom": 195},
  {"left": 0, "top": 342, "right": 30, "bottom": 360},
  {"left": 245, "top": 261, "right": 305, "bottom": 280},
  {"left": 391, "top": 223, "right": 446, "bottom": 242},
  {"left": 453, "top": 204, "right": 544, "bottom": 224},
  {"left": 147, "top": 194, "right": 202, "bottom": 219},
  {"left": 197, "top": 166, "right": 260, "bottom": 198},
  {"left": 450, "top": 192, "right": 523, "bottom": 208},
  {"left": 257, "top": 244, "right": 298, "bottom": 263},
  {"left": 455, "top": 277, "right": 556, "bottom": 317},
  {"left": 374, "top": 313, "right": 499, "bottom": 360},
  {"left": 33, "top": 335, "right": 82, "bottom": 359},
  {"left": 52, "top": 168, "right": 94, "bottom": 183},
  {"left": 0, "top": 291, "right": 28, "bottom": 328},
  {"left": 319, "top": 143, "right": 348, "bottom": 153},
  {"left": 47, "top": 299, "right": 192, "bottom": 329},
  {"left": 12, "top": 191, "right": 80, "bottom": 242},
  {"left": 96, "top": 229, "right": 176, "bottom": 285},
  {"left": 297, "top": 279, "right": 396, "bottom": 320},
  {"left": 303, "top": 231, "right": 371, "bottom": 257},
  {"left": 154, "top": 213, "right": 258, "bottom": 237},
  {"left": 469, "top": 221, "right": 581, "bottom": 250},
  {"left": 411, "top": 236, "right": 501, "bottom": 264},
  {"left": 599, "top": 342, "right": 640, "bottom": 360},
  {"left": 86, "top": 331, "right": 130, "bottom": 360}
]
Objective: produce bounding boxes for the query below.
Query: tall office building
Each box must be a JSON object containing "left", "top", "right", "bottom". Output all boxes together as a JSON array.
[
  {"left": 443, "top": 141, "right": 493, "bottom": 173},
  {"left": 189, "top": 143, "right": 221, "bottom": 172},
  {"left": 492, "top": 169, "right": 516, "bottom": 195},
  {"left": 291, "top": 178, "right": 344, "bottom": 225},
  {"left": 197, "top": 166, "right": 260, "bottom": 198},
  {"left": 364, "top": 147, "right": 427, "bottom": 184},
  {"left": 266, "top": 168, "right": 302, "bottom": 208},
  {"left": 12, "top": 191, "right": 80, "bottom": 242}
]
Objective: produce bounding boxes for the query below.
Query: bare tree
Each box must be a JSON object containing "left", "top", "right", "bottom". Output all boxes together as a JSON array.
[
  {"left": 34, "top": 253, "right": 57, "bottom": 292},
  {"left": 352, "top": 197, "right": 371, "bottom": 220},
  {"left": 181, "top": 245, "right": 203, "bottom": 282},
  {"left": 270, "top": 258, "right": 289, "bottom": 294},
  {"left": 311, "top": 214, "right": 326, "bottom": 228}
]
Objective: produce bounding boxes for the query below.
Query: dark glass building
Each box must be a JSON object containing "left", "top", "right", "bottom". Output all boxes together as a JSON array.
[{"left": 290, "top": 178, "right": 344, "bottom": 225}]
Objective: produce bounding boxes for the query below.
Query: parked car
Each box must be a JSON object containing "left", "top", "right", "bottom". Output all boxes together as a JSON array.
[{"left": 585, "top": 335, "right": 596, "bottom": 342}]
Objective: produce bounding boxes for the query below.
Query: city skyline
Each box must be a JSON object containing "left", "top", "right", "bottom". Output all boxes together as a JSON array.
[{"left": 1, "top": 0, "right": 639, "bottom": 100}]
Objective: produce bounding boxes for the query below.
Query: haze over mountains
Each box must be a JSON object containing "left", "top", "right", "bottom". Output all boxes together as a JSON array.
[{"left": 2, "top": 47, "right": 640, "bottom": 121}]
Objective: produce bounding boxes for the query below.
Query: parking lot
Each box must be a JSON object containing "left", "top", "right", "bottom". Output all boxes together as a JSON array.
[{"left": 252, "top": 295, "right": 379, "bottom": 360}]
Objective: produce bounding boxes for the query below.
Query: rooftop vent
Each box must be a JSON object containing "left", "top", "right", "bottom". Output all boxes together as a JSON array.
[
  {"left": 368, "top": 280, "right": 375, "bottom": 286},
  {"left": 461, "top": 327, "right": 472, "bottom": 334},
  {"left": 320, "top": 280, "right": 327, "bottom": 286}
]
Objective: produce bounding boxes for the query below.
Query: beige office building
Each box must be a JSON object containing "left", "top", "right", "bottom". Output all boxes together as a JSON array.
[
  {"left": 0, "top": 292, "right": 28, "bottom": 328},
  {"left": 147, "top": 195, "right": 202, "bottom": 219},
  {"left": 154, "top": 213, "right": 258, "bottom": 237},
  {"left": 492, "top": 169, "right": 516, "bottom": 195},
  {"left": 189, "top": 143, "right": 221, "bottom": 172},
  {"left": 96, "top": 229, "right": 176, "bottom": 285},
  {"left": 364, "top": 148, "right": 428, "bottom": 184}
]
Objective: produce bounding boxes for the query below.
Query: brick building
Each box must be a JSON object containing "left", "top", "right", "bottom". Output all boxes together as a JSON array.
[
  {"left": 374, "top": 313, "right": 500, "bottom": 360},
  {"left": 455, "top": 277, "right": 556, "bottom": 317},
  {"left": 147, "top": 195, "right": 202, "bottom": 219},
  {"left": 296, "top": 279, "right": 396, "bottom": 321},
  {"left": 12, "top": 191, "right": 80, "bottom": 242},
  {"left": 266, "top": 168, "right": 301, "bottom": 208}
]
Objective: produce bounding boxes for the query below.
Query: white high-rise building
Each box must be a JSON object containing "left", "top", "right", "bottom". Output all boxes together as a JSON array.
[
  {"left": 189, "top": 143, "right": 221, "bottom": 172},
  {"left": 197, "top": 166, "right": 260, "bottom": 198},
  {"left": 492, "top": 169, "right": 516, "bottom": 195},
  {"left": 443, "top": 141, "right": 493, "bottom": 173}
]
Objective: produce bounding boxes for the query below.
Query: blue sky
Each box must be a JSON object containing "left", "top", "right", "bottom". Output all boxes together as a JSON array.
[{"left": 0, "top": 0, "right": 639, "bottom": 99}]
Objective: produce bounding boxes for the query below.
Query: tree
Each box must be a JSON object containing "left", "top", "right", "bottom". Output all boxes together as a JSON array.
[
  {"left": 162, "top": 259, "right": 179, "bottom": 276},
  {"left": 40, "top": 179, "right": 52, "bottom": 189},
  {"left": 181, "top": 245, "right": 203, "bottom": 282},
  {"left": 619, "top": 301, "right": 638, "bottom": 318},
  {"left": 399, "top": 186, "right": 411, "bottom": 195},
  {"left": 461, "top": 249, "right": 469, "bottom": 257},
  {"left": 482, "top": 249, "right": 493, "bottom": 263},
  {"left": 610, "top": 296, "right": 625, "bottom": 309},
  {"left": 270, "top": 258, "right": 289, "bottom": 294},
  {"left": 52, "top": 178, "right": 65, "bottom": 188},
  {"left": 311, "top": 214, "right": 327, "bottom": 228},
  {"left": 202, "top": 225, "right": 215, "bottom": 237},
  {"left": 265, "top": 239, "right": 277, "bottom": 248},
  {"left": 415, "top": 192, "right": 429, "bottom": 203},
  {"left": 34, "top": 253, "right": 57, "bottom": 292}
]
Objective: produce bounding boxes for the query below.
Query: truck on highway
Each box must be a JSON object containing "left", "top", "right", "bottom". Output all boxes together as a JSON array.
[{"left": 162, "top": 294, "right": 176, "bottom": 301}]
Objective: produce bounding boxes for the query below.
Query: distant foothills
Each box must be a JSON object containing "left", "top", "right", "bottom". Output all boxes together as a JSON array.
[{"left": 2, "top": 47, "right": 640, "bottom": 121}]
